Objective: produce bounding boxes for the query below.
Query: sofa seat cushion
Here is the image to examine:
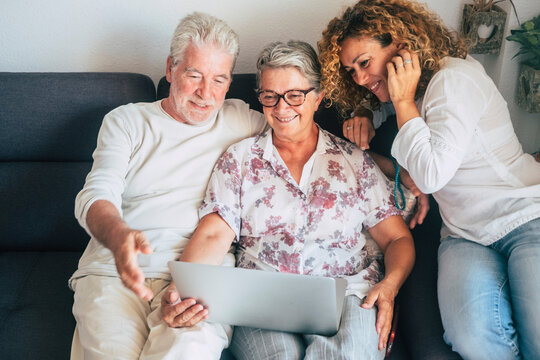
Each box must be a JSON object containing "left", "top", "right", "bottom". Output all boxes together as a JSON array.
[{"left": 0, "top": 251, "right": 81, "bottom": 360}]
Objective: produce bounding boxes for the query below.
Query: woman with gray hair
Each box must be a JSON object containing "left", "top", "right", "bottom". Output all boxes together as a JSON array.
[{"left": 176, "top": 40, "right": 415, "bottom": 359}]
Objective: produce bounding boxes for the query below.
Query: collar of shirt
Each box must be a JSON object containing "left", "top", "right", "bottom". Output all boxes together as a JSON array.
[
  {"left": 253, "top": 126, "right": 344, "bottom": 191},
  {"left": 257, "top": 125, "right": 341, "bottom": 161}
]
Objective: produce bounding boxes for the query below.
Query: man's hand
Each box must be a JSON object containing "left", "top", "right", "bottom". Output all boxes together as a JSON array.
[
  {"left": 110, "top": 227, "right": 154, "bottom": 300},
  {"left": 343, "top": 115, "right": 375, "bottom": 150},
  {"left": 362, "top": 280, "right": 398, "bottom": 351},
  {"left": 161, "top": 282, "right": 208, "bottom": 328},
  {"left": 86, "top": 200, "right": 154, "bottom": 300}
]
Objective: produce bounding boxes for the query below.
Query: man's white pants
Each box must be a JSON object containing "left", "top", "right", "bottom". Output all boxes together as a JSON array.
[{"left": 70, "top": 275, "right": 231, "bottom": 360}]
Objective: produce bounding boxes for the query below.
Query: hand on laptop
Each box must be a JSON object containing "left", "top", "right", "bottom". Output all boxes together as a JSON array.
[
  {"left": 161, "top": 282, "right": 209, "bottom": 328},
  {"left": 361, "top": 280, "right": 397, "bottom": 351}
]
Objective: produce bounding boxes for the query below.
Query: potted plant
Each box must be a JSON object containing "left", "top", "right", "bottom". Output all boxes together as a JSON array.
[
  {"left": 461, "top": 0, "right": 514, "bottom": 54},
  {"left": 506, "top": 14, "right": 540, "bottom": 113}
]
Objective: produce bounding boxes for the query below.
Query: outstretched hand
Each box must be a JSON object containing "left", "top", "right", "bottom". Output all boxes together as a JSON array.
[{"left": 111, "top": 228, "right": 154, "bottom": 300}]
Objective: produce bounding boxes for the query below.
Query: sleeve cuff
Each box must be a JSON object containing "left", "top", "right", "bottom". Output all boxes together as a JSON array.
[
  {"left": 75, "top": 195, "right": 122, "bottom": 236},
  {"left": 199, "top": 202, "right": 240, "bottom": 240}
]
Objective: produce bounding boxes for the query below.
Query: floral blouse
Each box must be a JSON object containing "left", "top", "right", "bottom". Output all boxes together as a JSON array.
[{"left": 200, "top": 127, "right": 407, "bottom": 298}]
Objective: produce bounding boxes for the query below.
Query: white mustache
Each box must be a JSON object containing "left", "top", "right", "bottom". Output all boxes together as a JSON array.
[{"left": 190, "top": 98, "right": 215, "bottom": 107}]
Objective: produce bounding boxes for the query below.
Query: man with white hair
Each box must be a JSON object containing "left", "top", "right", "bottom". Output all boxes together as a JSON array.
[{"left": 69, "top": 12, "right": 266, "bottom": 359}]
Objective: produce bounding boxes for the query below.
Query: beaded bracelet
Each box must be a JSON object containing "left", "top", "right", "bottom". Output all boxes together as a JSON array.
[{"left": 391, "top": 158, "right": 406, "bottom": 210}]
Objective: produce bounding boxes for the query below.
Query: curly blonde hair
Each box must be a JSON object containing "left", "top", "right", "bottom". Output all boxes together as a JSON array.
[{"left": 318, "top": 0, "right": 468, "bottom": 116}]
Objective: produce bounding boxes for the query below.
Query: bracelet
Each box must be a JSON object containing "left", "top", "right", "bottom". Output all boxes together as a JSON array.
[{"left": 391, "top": 158, "right": 406, "bottom": 210}]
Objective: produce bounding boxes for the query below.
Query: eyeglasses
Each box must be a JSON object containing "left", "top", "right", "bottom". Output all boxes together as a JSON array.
[{"left": 257, "top": 88, "right": 315, "bottom": 107}]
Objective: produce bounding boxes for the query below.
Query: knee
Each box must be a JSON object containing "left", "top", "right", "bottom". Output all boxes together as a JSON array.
[
  {"left": 231, "top": 327, "right": 304, "bottom": 360},
  {"left": 443, "top": 318, "right": 519, "bottom": 360}
]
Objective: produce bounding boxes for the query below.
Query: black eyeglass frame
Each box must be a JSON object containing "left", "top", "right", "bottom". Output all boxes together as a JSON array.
[{"left": 256, "top": 88, "right": 315, "bottom": 107}]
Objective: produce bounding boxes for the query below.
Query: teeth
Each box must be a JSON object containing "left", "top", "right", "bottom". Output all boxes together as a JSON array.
[
  {"left": 275, "top": 115, "right": 296, "bottom": 122},
  {"left": 369, "top": 81, "right": 379, "bottom": 91}
]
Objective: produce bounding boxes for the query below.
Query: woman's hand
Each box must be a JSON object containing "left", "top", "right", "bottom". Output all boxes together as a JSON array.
[
  {"left": 387, "top": 49, "right": 421, "bottom": 128},
  {"left": 343, "top": 115, "right": 375, "bottom": 150},
  {"left": 161, "top": 282, "right": 208, "bottom": 328},
  {"left": 409, "top": 193, "right": 429, "bottom": 229},
  {"left": 400, "top": 168, "right": 430, "bottom": 228},
  {"left": 387, "top": 49, "right": 420, "bottom": 105},
  {"left": 362, "top": 280, "right": 398, "bottom": 351}
]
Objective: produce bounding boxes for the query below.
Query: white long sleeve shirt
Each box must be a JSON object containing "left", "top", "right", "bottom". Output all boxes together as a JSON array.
[
  {"left": 391, "top": 56, "right": 540, "bottom": 245},
  {"left": 70, "top": 99, "right": 266, "bottom": 285}
]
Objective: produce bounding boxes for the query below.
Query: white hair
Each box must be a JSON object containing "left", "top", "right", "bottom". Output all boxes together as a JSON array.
[{"left": 170, "top": 12, "right": 239, "bottom": 71}]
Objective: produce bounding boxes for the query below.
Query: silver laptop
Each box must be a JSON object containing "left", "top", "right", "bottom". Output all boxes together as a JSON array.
[{"left": 168, "top": 261, "right": 347, "bottom": 336}]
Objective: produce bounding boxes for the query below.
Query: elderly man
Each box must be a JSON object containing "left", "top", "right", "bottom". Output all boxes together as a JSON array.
[{"left": 69, "top": 12, "right": 266, "bottom": 360}]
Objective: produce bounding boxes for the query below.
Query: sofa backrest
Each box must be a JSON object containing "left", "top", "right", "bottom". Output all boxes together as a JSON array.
[{"left": 0, "top": 72, "right": 156, "bottom": 251}]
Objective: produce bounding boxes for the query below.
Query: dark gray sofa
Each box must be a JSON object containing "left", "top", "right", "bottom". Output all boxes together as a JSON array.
[
  {"left": 0, "top": 71, "right": 459, "bottom": 359},
  {"left": 0, "top": 72, "right": 156, "bottom": 359}
]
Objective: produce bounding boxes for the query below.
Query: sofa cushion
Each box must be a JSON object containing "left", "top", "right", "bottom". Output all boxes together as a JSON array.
[
  {"left": 0, "top": 72, "right": 157, "bottom": 251},
  {"left": 0, "top": 251, "right": 81, "bottom": 360},
  {"left": 0, "top": 72, "right": 156, "bottom": 161}
]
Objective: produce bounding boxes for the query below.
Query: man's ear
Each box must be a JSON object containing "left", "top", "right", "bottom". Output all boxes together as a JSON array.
[{"left": 166, "top": 56, "right": 173, "bottom": 82}]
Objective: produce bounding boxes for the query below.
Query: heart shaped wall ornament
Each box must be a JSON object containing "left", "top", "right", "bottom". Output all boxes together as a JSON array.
[{"left": 477, "top": 23, "right": 495, "bottom": 42}]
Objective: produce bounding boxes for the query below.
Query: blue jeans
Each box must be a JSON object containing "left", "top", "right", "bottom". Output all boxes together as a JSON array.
[{"left": 438, "top": 218, "right": 540, "bottom": 360}]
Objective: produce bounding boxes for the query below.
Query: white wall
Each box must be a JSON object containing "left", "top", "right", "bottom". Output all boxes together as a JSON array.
[{"left": 1, "top": 0, "right": 538, "bottom": 152}]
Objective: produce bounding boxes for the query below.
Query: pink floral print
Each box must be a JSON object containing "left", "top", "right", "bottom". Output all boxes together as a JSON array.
[{"left": 200, "top": 127, "right": 403, "bottom": 287}]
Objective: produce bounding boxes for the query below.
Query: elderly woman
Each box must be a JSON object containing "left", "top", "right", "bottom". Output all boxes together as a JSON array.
[
  {"left": 318, "top": 1, "right": 540, "bottom": 359},
  {"left": 166, "top": 40, "right": 415, "bottom": 359}
]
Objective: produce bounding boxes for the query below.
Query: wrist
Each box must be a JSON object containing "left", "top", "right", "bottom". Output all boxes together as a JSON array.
[
  {"left": 393, "top": 100, "right": 419, "bottom": 129},
  {"left": 353, "top": 106, "right": 373, "bottom": 121},
  {"left": 105, "top": 221, "right": 131, "bottom": 253},
  {"left": 378, "top": 277, "right": 400, "bottom": 298}
]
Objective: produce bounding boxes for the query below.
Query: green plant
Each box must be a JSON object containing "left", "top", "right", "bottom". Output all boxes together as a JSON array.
[
  {"left": 506, "top": 14, "right": 540, "bottom": 70},
  {"left": 469, "top": 0, "right": 518, "bottom": 18},
  {"left": 471, "top": 0, "right": 505, "bottom": 12}
]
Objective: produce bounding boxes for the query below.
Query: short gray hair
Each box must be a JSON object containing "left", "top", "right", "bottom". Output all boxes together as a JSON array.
[
  {"left": 170, "top": 12, "right": 239, "bottom": 71},
  {"left": 256, "top": 40, "right": 321, "bottom": 92}
]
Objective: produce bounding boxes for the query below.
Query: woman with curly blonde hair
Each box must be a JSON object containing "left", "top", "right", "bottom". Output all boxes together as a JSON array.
[{"left": 319, "top": 1, "right": 540, "bottom": 359}]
